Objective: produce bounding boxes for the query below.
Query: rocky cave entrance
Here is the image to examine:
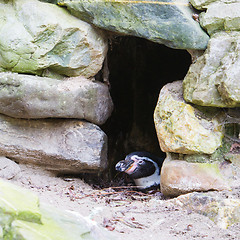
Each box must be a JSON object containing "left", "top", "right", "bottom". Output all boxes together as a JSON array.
[{"left": 102, "top": 36, "right": 192, "bottom": 175}]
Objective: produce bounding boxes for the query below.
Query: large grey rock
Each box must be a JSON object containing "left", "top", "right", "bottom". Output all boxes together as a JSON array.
[
  {"left": 154, "top": 81, "right": 223, "bottom": 154},
  {"left": 0, "top": 0, "right": 107, "bottom": 77},
  {"left": 0, "top": 72, "right": 113, "bottom": 125},
  {"left": 189, "top": 0, "right": 216, "bottom": 9},
  {"left": 0, "top": 114, "right": 108, "bottom": 173},
  {"left": 168, "top": 192, "right": 240, "bottom": 229},
  {"left": 200, "top": 2, "right": 240, "bottom": 35},
  {"left": 58, "top": 0, "right": 209, "bottom": 50},
  {"left": 183, "top": 31, "right": 240, "bottom": 107},
  {"left": 189, "top": 0, "right": 237, "bottom": 10},
  {"left": 0, "top": 156, "right": 21, "bottom": 180}
]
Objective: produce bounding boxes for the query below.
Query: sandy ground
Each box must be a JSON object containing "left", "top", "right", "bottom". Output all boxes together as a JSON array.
[{"left": 8, "top": 164, "right": 240, "bottom": 240}]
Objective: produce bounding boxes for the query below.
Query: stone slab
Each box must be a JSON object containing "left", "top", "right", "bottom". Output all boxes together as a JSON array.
[
  {"left": 57, "top": 0, "right": 209, "bottom": 50},
  {"left": 0, "top": 72, "right": 113, "bottom": 125},
  {"left": 0, "top": 114, "right": 108, "bottom": 173}
]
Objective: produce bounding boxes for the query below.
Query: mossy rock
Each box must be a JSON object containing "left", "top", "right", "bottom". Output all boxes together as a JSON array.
[{"left": 0, "top": 180, "right": 115, "bottom": 240}]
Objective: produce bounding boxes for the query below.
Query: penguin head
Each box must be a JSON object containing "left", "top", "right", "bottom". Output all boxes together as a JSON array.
[{"left": 115, "top": 151, "right": 163, "bottom": 190}]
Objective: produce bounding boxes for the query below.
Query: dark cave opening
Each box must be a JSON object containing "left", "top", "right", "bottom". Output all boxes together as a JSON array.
[{"left": 102, "top": 36, "right": 192, "bottom": 174}]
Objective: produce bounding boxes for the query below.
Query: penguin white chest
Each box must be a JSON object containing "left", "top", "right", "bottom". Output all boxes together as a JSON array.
[{"left": 134, "top": 170, "right": 160, "bottom": 189}]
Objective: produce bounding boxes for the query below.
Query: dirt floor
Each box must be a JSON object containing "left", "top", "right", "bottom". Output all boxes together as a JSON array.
[{"left": 8, "top": 164, "right": 240, "bottom": 240}]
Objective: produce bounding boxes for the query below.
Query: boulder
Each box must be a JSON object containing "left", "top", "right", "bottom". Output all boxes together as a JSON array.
[
  {"left": 183, "top": 31, "right": 240, "bottom": 108},
  {"left": 0, "top": 180, "right": 116, "bottom": 240},
  {"left": 189, "top": 0, "right": 215, "bottom": 10},
  {"left": 154, "top": 81, "right": 223, "bottom": 154},
  {"left": 160, "top": 154, "right": 234, "bottom": 197},
  {"left": 168, "top": 192, "right": 240, "bottom": 229},
  {"left": 0, "top": 72, "right": 113, "bottom": 125},
  {"left": 0, "top": 0, "right": 107, "bottom": 77},
  {"left": 200, "top": 2, "right": 240, "bottom": 35},
  {"left": 0, "top": 114, "right": 108, "bottom": 174},
  {"left": 57, "top": 0, "right": 209, "bottom": 50},
  {"left": 11, "top": 205, "right": 116, "bottom": 240},
  {"left": 0, "top": 156, "right": 21, "bottom": 180},
  {"left": 189, "top": 0, "right": 234, "bottom": 10},
  {"left": 160, "top": 135, "right": 240, "bottom": 197}
]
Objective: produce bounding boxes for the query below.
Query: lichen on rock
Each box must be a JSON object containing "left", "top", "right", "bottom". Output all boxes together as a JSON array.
[
  {"left": 160, "top": 153, "right": 232, "bottom": 197},
  {"left": 168, "top": 191, "right": 240, "bottom": 229},
  {"left": 183, "top": 31, "right": 240, "bottom": 108},
  {"left": 154, "top": 80, "right": 224, "bottom": 154},
  {"left": 0, "top": 179, "right": 115, "bottom": 239},
  {"left": 200, "top": 2, "right": 240, "bottom": 35},
  {"left": 0, "top": 0, "right": 107, "bottom": 77},
  {"left": 57, "top": 0, "right": 209, "bottom": 50}
]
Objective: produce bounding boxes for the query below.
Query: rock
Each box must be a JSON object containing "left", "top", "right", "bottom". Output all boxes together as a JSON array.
[
  {"left": 0, "top": 180, "right": 41, "bottom": 224},
  {"left": 187, "top": 49, "right": 205, "bottom": 62},
  {"left": 200, "top": 2, "right": 240, "bottom": 35},
  {"left": 0, "top": 156, "right": 21, "bottom": 180},
  {"left": 160, "top": 137, "right": 240, "bottom": 197},
  {"left": 183, "top": 32, "right": 240, "bottom": 108},
  {"left": 0, "top": 180, "right": 116, "bottom": 240},
  {"left": 0, "top": 114, "right": 108, "bottom": 174},
  {"left": 0, "top": 0, "right": 107, "bottom": 78},
  {"left": 154, "top": 81, "right": 223, "bottom": 154},
  {"left": 160, "top": 154, "right": 232, "bottom": 197},
  {"left": 57, "top": 0, "right": 209, "bottom": 50},
  {"left": 169, "top": 191, "right": 240, "bottom": 229},
  {"left": 12, "top": 204, "right": 116, "bottom": 240},
  {"left": 190, "top": 0, "right": 237, "bottom": 10},
  {"left": 225, "top": 153, "right": 240, "bottom": 168},
  {"left": 0, "top": 72, "right": 113, "bottom": 125},
  {"left": 189, "top": 0, "right": 214, "bottom": 10},
  {"left": 190, "top": 0, "right": 225, "bottom": 10}
]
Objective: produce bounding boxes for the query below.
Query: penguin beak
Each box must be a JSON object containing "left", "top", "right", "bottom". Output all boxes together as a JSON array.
[{"left": 115, "top": 159, "right": 137, "bottom": 174}]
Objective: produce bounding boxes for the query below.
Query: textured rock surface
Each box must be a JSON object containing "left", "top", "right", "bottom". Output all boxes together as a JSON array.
[
  {"left": 183, "top": 32, "right": 240, "bottom": 107},
  {"left": 58, "top": 0, "right": 209, "bottom": 50},
  {"left": 169, "top": 192, "right": 240, "bottom": 229},
  {"left": 0, "top": 156, "right": 21, "bottom": 180},
  {"left": 190, "top": 0, "right": 238, "bottom": 10},
  {"left": 0, "top": 114, "right": 108, "bottom": 173},
  {"left": 189, "top": 0, "right": 215, "bottom": 9},
  {"left": 0, "top": 180, "right": 116, "bottom": 240},
  {"left": 0, "top": 72, "right": 113, "bottom": 125},
  {"left": 200, "top": 2, "right": 240, "bottom": 35},
  {"left": 0, "top": 0, "right": 107, "bottom": 77},
  {"left": 160, "top": 154, "right": 234, "bottom": 197},
  {"left": 225, "top": 153, "right": 240, "bottom": 168},
  {"left": 12, "top": 206, "right": 116, "bottom": 240},
  {"left": 154, "top": 81, "right": 223, "bottom": 154}
]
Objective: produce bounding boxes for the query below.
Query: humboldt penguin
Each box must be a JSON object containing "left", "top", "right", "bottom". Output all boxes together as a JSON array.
[{"left": 115, "top": 151, "right": 164, "bottom": 190}]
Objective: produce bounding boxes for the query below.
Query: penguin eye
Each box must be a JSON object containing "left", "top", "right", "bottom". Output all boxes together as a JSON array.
[{"left": 138, "top": 160, "right": 144, "bottom": 165}]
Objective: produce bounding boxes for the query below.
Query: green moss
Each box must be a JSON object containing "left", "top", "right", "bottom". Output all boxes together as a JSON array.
[
  {"left": 58, "top": 0, "right": 209, "bottom": 49},
  {"left": 184, "top": 154, "right": 210, "bottom": 163},
  {"left": 198, "top": 163, "right": 222, "bottom": 178},
  {"left": 210, "top": 138, "right": 231, "bottom": 162},
  {"left": 0, "top": 180, "right": 41, "bottom": 224},
  {"left": 184, "top": 137, "right": 232, "bottom": 163}
]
